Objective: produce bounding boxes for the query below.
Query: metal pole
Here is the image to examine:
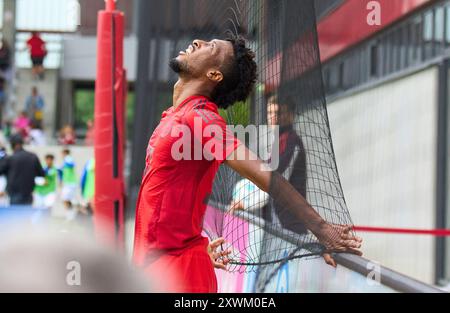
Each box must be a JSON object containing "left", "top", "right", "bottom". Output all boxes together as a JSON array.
[
  {"left": 127, "top": 0, "right": 153, "bottom": 219},
  {"left": 210, "top": 201, "right": 446, "bottom": 293},
  {"left": 2, "top": 0, "right": 16, "bottom": 116},
  {"left": 436, "top": 59, "right": 449, "bottom": 285},
  {"left": 2, "top": 0, "right": 16, "bottom": 59}
]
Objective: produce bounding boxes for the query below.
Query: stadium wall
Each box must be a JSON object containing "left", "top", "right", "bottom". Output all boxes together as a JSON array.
[{"left": 327, "top": 66, "right": 438, "bottom": 284}]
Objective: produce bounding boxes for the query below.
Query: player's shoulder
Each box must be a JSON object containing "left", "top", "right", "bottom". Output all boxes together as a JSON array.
[
  {"left": 185, "top": 97, "right": 223, "bottom": 123},
  {"left": 187, "top": 97, "right": 218, "bottom": 112}
]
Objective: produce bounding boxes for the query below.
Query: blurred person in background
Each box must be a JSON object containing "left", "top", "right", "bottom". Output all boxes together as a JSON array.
[
  {"left": 29, "top": 120, "right": 47, "bottom": 146},
  {"left": 0, "top": 77, "right": 6, "bottom": 129},
  {"left": 60, "top": 148, "right": 77, "bottom": 220},
  {"left": 0, "top": 229, "right": 154, "bottom": 292},
  {"left": 58, "top": 125, "right": 77, "bottom": 145},
  {"left": 25, "top": 86, "right": 45, "bottom": 127},
  {"left": 0, "top": 40, "right": 11, "bottom": 128},
  {"left": 26, "top": 32, "right": 47, "bottom": 80},
  {"left": 230, "top": 94, "right": 308, "bottom": 234},
  {"left": 13, "top": 111, "right": 30, "bottom": 140},
  {"left": 0, "top": 134, "right": 44, "bottom": 205},
  {"left": 80, "top": 158, "right": 95, "bottom": 215},
  {"left": 34, "top": 154, "right": 58, "bottom": 211},
  {"left": 0, "top": 146, "right": 8, "bottom": 206},
  {"left": 84, "top": 119, "right": 95, "bottom": 146},
  {"left": 0, "top": 39, "right": 11, "bottom": 75},
  {"left": 2, "top": 119, "right": 12, "bottom": 138},
  {"left": 0, "top": 39, "right": 12, "bottom": 95}
]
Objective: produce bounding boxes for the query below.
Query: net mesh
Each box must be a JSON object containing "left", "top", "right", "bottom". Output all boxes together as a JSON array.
[
  {"left": 133, "top": 0, "right": 355, "bottom": 288},
  {"left": 201, "top": 0, "right": 353, "bottom": 273}
]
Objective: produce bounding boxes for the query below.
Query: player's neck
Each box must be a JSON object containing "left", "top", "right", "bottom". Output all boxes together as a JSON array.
[{"left": 173, "top": 78, "right": 212, "bottom": 108}]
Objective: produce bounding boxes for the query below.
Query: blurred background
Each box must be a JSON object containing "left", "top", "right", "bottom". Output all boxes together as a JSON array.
[{"left": 0, "top": 0, "right": 448, "bottom": 292}]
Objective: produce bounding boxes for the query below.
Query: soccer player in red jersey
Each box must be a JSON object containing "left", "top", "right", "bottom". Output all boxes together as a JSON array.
[{"left": 133, "top": 37, "right": 362, "bottom": 293}]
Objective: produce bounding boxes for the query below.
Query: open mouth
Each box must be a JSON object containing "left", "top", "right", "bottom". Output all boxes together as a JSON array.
[
  {"left": 179, "top": 44, "right": 194, "bottom": 56},
  {"left": 186, "top": 44, "right": 194, "bottom": 54}
]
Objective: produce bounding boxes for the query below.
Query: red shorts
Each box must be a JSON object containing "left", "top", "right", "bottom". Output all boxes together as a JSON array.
[{"left": 144, "top": 243, "right": 217, "bottom": 293}]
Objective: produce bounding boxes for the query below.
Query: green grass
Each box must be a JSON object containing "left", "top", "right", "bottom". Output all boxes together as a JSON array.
[{"left": 219, "top": 99, "right": 251, "bottom": 126}]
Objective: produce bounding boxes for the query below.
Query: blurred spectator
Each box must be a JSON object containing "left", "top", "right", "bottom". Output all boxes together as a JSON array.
[
  {"left": 13, "top": 111, "right": 30, "bottom": 140},
  {"left": 0, "top": 134, "right": 44, "bottom": 205},
  {"left": 29, "top": 121, "right": 47, "bottom": 146},
  {"left": 0, "top": 177, "right": 7, "bottom": 206},
  {"left": 230, "top": 94, "right": 308, "bottom": 234},
  {"left": 25, "top": 86, "right": 45, "bottom": 126},
  {"left": 0, "top": 77, "right": 6, "bottom": 129},
  {"left": 84, "top": 119, "right": 95, "bottom": 146},
  {"left": 0, "top": 230, "right": 153, "bottom": 292},
  {"left": 0, "top": 39, "right": 9, "bottom": 123},
  {"left": 80, "top": 158, "right": 95, "bottom": 215},
  {"left": 58, "top": 125, "right": 76, "bottom": 145},
  {"left": 34, "top": 154, "right": 58, "bottom": 210},
  {"left": 60, "top": 149, "right": 77, "bottom": 220},
  {"left": 26, "top": 32, "right": 47, "bottom": 80},
  {"left": 0, "top": 146, "right": 7, "bottom": 206},
  {"left": 0, "top": 39, "right": 11, "bottom": 71},
  {"left": 3, "top": 120, "right": 12, "bottom": 139}
]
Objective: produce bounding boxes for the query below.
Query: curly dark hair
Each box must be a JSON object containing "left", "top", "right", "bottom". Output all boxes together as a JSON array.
[{"left": 211, "top": 36, "right": 257, "bottom": 109}]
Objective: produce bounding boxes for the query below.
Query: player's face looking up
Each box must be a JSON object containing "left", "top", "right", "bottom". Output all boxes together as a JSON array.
[{"left": 170, "top": 39, "right": 234, "bottom": 84}]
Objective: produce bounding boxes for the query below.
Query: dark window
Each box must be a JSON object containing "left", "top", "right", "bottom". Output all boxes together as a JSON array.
[
  {"left": 370, "top": 44, "right": 379, "bottom": 77},
  {"left": 423, "top": 10, "right": 434, "bottom": 59},
  {"left": 411, "top": 16, "right": 423, "bottom": 64},
  {"left": 400, "top": 24, "right": 409, "bottom": 69},
  {"left": 394, "top": 29, "right": 402, "bottom": 72},
  {"left": 435, "top": 6, "right": 445, "bottom": 42},
  {"left": 323, "top": 67, "right": 330, "bottom": 91},
  {"left": 446, "top": 4, "right": 450, "bottom": 45},
  {"left": 328, "top": 64, "right": 338, "bottom": 92},
  {"left": 435, "top": 6, "right": 445, "bottom": 54},
  {"left": 73, "top": 84, "right": 136, "bottom": 139},
  {"left": 387, "top": 32, "right": 395, "bottom": 74},
  {"left": 380, "top": 36, "right": 389, "bottom": 76},
  {"left": 338, "top": 62, "right": 345, "bottom": 89}
]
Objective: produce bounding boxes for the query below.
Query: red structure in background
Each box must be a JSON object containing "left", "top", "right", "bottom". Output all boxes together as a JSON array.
[
  {"left": 264, "top": 0, "right": 432, "bottom": 92},
  {"left": 94, "top": 0, "right": 127, "bottom": 248},
  {"left": 318, "top": 0, "right": 432, "bottom": 61}
]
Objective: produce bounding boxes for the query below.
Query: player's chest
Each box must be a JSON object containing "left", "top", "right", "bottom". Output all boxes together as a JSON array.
[{"left": 146, "top": 112, "right": 187, "bottom": 164}]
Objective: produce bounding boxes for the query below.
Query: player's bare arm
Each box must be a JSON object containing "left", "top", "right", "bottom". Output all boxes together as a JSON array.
[{"left": 225, "top": 144, "right": 363, "bottom": 267}]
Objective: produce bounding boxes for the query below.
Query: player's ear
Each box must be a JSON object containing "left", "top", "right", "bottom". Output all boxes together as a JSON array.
[{"left": 207, "top": 70, "right": 223, "bottom": 84}]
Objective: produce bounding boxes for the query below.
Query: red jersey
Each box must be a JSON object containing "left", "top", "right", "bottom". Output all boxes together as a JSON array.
[
  {"left": 133, "top": 95, "right": 241, "bottom": 266},
  {"left": 27, "top": 35, "right": 46, "bottom": 57}
]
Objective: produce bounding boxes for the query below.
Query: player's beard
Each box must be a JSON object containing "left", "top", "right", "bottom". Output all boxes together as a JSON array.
[{"left": 169, "top": 58, "right": 189, "bottom": 75}]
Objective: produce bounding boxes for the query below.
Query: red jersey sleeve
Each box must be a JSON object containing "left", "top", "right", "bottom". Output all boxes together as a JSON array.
[{"left": 184, "top": 101, "right": 241, "bottom": 164}]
